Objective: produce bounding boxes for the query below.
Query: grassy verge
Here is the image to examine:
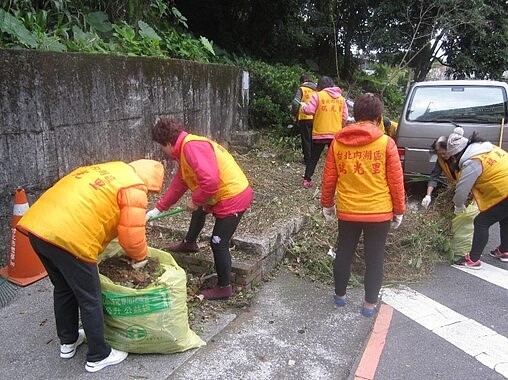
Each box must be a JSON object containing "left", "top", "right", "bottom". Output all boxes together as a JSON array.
[{"left": 284, "top": 174, "right": 455, "bottom": 287}]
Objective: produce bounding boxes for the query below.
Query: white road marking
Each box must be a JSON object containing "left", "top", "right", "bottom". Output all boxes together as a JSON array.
[
  {"left": 381, "top": 286, "right": 508, "bottom": 379},
  {"left": 452, "top": 261, "right": 508, "bottom": 290}
]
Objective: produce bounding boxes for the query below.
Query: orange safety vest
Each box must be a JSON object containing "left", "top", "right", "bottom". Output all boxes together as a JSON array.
[
  {"left": 312, "top": 91, "right": 345, "bottom": 139},
  {"left": 388, "top": 121, "right": 398, "bottom": 137},
  {"left": 378, "top": 117, "right": 398, "bottom": 138},
  {"left": 297, "top": 86, "right": 315, "bottom": 121},
  {"left": 332, "top": 134, "right": 393, "bottom": 213},
  {"left": 470, "top": 146, "right": 508, "bottom": 211},
  {"left": 180, "top": 134, "right": 249, "bottom": 205},
  {"left": 438, "top": 157, "right": 457, "bottom": 182}
]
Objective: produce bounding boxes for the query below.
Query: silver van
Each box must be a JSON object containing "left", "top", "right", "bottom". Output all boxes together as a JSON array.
[{"left": 395, "top": 80, "right": 508, "bottom": 178}]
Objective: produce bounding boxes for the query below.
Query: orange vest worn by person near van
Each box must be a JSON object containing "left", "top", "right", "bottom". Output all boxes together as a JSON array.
[
  {"left": 312, "top": 91, "right": 346, "bottom": 140},
  {"left": 438, "top": 156, "right": 458, "bottom": 182},
  {"left": 297, "top": 86, "right": 315, "bottom": 121},
  {"left": 17, "top": 160, "right": 163, "bottom": 263},
  {"left": 378, "top": 117, "right": 398, "bottom": 138},
  {"left": 179, "top": 134, "right": 249, "bottom": 205},
  {"left": 321, "top": 122, "right": 405, "bottom": 222},
  {"left": 470, "top": 146, "right": 508, "bottom": 211}
]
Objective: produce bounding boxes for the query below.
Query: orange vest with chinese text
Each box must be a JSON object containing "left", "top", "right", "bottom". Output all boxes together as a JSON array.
[
  {"left": 312, "top": 91, "right": 345, "bottom": 139},
  {"left": 297, "top": 86, "right": 315, "bottom": 121},
  {"left": 180, "top": 134, "right": 249, "bottom": 205},
  {"left": 17, "top": 162, "right": 145, "bottom": 262},
  {"left": 332, "top": 134, "right": 392, "bottom": 213},
  {"left": 470, "top": 146, "right": 508, "bottom": 211}
]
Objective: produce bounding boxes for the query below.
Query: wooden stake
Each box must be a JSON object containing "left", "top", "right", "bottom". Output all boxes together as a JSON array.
[{"left": 500, "top": 117, "right": 505, "bottom": 147}]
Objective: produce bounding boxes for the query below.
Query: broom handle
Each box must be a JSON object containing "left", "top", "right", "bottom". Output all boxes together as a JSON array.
[
  {"left": 500, "top": 117, "right": 505, "bottom": 147},
  {"left": 148, "top": 207, "right": 186, "bottom": 221}
]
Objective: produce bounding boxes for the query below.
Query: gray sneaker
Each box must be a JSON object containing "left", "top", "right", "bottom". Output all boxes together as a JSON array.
[
  {"left": 85, "top": 348, "right": 128, "bottom": 373},
  {"left": 60, "top": 328, "right": 85, "bottom": 359}
]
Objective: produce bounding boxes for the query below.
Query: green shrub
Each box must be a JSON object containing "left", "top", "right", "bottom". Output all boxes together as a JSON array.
[
  {"left": 352, "top": 66, "right": 406, "bottom": 120},
  {"left": 0, "top": 4, "right": 215, "bottom": 62},
  {"left": 0, "top": 3, "right": 407, "bottom": 135},
  {"left": 235, "top": 57, "right": 318, "bottom": 131}
]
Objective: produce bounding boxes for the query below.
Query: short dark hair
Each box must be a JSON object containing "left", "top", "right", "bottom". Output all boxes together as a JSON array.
[
  {"left": 151, "top": 118, "right": 184, "bottom": 146},
  {"left": 300, "top": 74, "right": 313, "bottom": 84},
  {"left": 353, "top": 93, "right": 383, "bottom": 122},
  {"left": 431, "top": 136, "right": 447, "bottom": 151},
  {"left": 317, "top": 76, "right": 335, "bottom": 91}
]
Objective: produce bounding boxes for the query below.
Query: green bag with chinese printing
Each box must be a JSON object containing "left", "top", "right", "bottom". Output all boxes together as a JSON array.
[
  {"left": 98, "top": 240, "right": 205, "bottom": 354},
  {"left": 450, "top": 203, "right": 479, "bottom": 261}
]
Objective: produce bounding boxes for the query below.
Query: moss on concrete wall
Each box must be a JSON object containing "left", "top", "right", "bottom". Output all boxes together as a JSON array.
[{"left": 0, "top": 49, "right": 247, "bottom": 264}]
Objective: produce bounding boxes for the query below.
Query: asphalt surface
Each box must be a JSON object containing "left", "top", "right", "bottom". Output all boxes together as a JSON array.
[{"left": 0, "top": 268, "right": 374, "bottom": 380}]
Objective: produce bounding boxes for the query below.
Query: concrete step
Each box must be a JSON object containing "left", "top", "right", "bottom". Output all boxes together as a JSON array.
[{"left": 148, "top": 213, "right": 306, "bottom": 290}]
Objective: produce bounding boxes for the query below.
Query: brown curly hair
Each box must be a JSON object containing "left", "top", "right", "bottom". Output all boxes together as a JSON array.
[{"left": 151, "top": 118, "right": 185, "bottom": 146}]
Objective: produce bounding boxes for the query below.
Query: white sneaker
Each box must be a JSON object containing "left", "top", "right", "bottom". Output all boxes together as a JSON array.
[
  {"left": 60, "top": 328, "right": 86, "bottom": 359},
  {"left": 85, "top": 348, "right": 128, "bottom": 373}
]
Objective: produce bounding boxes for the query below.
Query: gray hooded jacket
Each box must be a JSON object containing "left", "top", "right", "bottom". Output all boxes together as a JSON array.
[{"left": 453, "top": 141, "right": 494, "bottom": 207}]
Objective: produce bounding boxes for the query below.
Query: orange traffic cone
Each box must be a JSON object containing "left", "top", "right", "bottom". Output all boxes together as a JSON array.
[{"left": 0, "top": 187, "right": 47, "bottom": 286}]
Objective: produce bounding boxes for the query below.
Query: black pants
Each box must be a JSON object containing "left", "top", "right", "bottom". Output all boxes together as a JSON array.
[
  {"left": 304, "top": 141, "right": 329, "bottom": 181},
  {"left": 470, "top": 198, "right": 508, "bottom": 261},
  {"left": 28, "top": 234, "right": 111, "bottom": 362},
  {"left": 298, "top": 119, "right": 313, "bottom": 165},
  {"left": 334, "top": 220, "right": 390, "bottom": 304},
  {"left": 185, "top": 207, "right": 244, "bottom": 287}
]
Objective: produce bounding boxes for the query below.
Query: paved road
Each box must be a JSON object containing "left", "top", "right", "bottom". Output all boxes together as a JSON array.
[
  {"left": 2, "top": 183, "right": 505, "bottom": 379},
  {"left": 374, "top": 224, "right": 508, "bottom": 380},
  {"left": 0, "top": 267, "right": 374, "bottom": 380}
]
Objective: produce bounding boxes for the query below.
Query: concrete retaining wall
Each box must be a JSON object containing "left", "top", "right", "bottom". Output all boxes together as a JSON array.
[
  {"left": 150, "top": 214, "right": 306, "bottom": 290},
  {"left": 0, "top": 49, "right": 248, "bottom": 264}
]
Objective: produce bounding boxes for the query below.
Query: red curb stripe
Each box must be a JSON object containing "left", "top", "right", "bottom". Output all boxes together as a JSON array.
[{"left": 354, "top": 304, "right": 393, "bottom": 380}]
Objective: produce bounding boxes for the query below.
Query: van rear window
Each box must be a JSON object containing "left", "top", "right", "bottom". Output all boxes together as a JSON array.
[{"left": 407, "top": 85, "right": 507, "bottom": 123}]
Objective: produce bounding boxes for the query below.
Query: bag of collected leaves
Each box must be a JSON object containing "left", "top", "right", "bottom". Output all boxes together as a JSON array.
[
  {"left": 450, "top": 202, "right": 479, "bottom": 261},
  {"left": 98, "top": 240, "right": 205, "bottom": 354}
]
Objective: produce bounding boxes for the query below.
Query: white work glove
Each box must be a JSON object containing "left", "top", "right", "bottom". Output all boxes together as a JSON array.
[
  {"left": 322, "top": 207, "right": 336, "bottom": 222},
  {"left": 131, "top": 259, "right": 148, "bottom": 270},
  {"left": 391, "top": 214, "right": 403, "bottom": 229},
  {"left": 421, "top": 195, "right": 432, "bottom": 209},
  {"left": 145, "top": 208, "right": 161, "bottom": 221},
  {"left": 454, "top": 205, "right": 467, "bottom": 215}
]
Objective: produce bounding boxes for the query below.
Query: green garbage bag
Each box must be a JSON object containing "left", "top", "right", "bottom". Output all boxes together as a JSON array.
[
  {"left": 450, "top": 203, "right": 479, "bottom": 261},
  {"left": 98, "top": 240, "right": 205, "bottom": 354}
]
